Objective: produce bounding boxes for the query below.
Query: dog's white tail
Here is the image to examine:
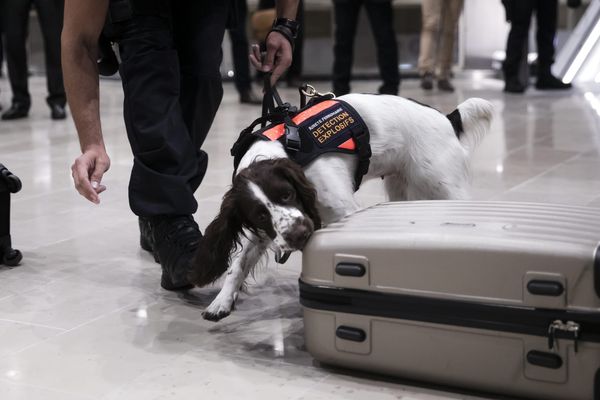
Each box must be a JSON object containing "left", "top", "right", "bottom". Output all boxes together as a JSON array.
[{"left": 451, "top": 98, "right": 493, "bottom": 153}]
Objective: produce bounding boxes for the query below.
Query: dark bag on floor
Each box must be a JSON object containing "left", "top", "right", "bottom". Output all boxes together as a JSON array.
[
  {"left": 300, "top": 201, "right": 600, "bottom": 400},
  {"left": 0, "top": 164, "right": 22, "bottom": 266}
]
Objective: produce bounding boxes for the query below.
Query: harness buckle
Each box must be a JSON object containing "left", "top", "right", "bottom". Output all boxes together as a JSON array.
[{"left": 284, "top": 124, "right": 301, "bottom": 152}]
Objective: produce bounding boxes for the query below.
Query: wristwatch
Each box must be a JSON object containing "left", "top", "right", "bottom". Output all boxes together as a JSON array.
[{"left": 270, "top": 18, "right": 300, "bottom": 49}]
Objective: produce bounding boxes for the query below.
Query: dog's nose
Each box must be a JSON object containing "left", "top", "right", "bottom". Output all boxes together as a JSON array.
[{"left": 285, "top": 223, "right": 312, "bottom": 249}]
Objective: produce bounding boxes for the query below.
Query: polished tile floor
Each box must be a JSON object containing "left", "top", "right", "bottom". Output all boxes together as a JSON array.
[{"left": 1, "top": 74, "right": 600, "bottom": 400}]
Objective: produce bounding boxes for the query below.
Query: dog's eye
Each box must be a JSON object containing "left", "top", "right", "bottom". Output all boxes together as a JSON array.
[{"left": 280, "top": 190, "right": 295, "bottom": 202}]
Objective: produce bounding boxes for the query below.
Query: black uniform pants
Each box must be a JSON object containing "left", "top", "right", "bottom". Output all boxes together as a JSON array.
[
  {"left": 107, "top": 1, "right": 229, "bottom": 217},
  {"left": 503, "top": 0, "right": 557, "bottom": 79},
  {"left": 332, "top": 0, "right": 399, "bottom": 95},
  {"left": 1, "top": 0, "right": 65, "bottom": 108}
]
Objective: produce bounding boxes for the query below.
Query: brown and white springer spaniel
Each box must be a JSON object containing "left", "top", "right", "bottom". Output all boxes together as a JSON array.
[{"left": 189, "top": 94, "right": 493, "bottom": 321}]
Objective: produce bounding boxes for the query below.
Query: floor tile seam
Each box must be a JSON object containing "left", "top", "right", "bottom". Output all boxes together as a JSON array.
[
  {"left": 10, "top": 300, "right": 150, "bottom": 355},
  {"left": 0, "top": 376, "right": 97, "bottom": 400},
  {"left": 0, "top": 318, "right": 67, "bottom": 332},
  {"left": 493, "top": 152, "right": 587, "bottom": 197}
]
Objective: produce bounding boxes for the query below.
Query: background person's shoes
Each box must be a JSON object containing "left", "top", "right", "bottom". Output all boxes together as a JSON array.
[
  {"left": 150, "top": 215, "right": 201, "bottom": 291},
  {"left": 536, "top": 74, "right": 572, "bottom": 90},
  {"left": 50, "top": 104, "right": 67, "bottom": 120},
  {"left": 437, "top": 79, "right": 455, "bottom": 92},
  {"left": 1, "top": 104, "right": 29, "bottom": 120},
  {"left": 420, "top": 73, "right": 434, "bottom": 90},
  {"left": 378, "top": 84, "right": 398, "bottom": 95},
  {"left": 504, "top": 77, "right": 526, "bottom": 93},
  {"left": 239, "top": 89, "right": 262, "bottom": 105}
]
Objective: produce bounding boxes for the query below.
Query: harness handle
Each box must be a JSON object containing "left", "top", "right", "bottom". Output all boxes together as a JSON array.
[{"left": 261, "top": 73, "right": 288, "bottom": 126}]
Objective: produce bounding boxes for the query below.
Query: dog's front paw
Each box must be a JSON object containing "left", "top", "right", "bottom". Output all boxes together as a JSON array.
[{"left": 202, "top": 298, "right": 233, "bottom": 322}]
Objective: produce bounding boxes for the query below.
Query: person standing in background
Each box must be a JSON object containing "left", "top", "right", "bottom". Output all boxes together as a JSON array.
[
  {"left": 418, "top": 0, "right": 463, "bottom": 92},
  {"left": 0, "top": 0, "right": 4, "bottom": 112},
  {"left": 0, "top": 5, "right": 4, "bottom": 79},
  {"left": 1, "top": 0, "right": 66, "bottom": 120},
  {"left": 331, "top": 0, "right": 399, "bottom": 96},
  {"left": 502, "top": 0, "right": 573, "bottom": 93},
  {"left": 229, "top": 0, "right": 262, "bottom": 104}
]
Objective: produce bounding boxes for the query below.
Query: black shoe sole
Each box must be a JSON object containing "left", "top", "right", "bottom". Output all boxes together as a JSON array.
[{"left": 535, "top": 85, "right": 572, "bottom": 90}]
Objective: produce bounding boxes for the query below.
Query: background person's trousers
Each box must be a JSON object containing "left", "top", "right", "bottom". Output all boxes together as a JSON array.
[
  {"left": 107, "top": 1, "right": 229, "bottom": 217},
  {"left": 503, "top": 0, "right": 557, "bottom": 79},
  {"left": 332, "top": 0, "right": 399, "bottom": 95},
  {"left": 1, "top": 0, "right": 65, "bottom": 108},
  {"left": 417, "top": 0, "right": 463, "bottom": 79}
]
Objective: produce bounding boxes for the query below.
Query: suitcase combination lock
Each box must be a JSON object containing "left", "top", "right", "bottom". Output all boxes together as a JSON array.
[{"left": 547, "top": 320, "right": 580, "bottom": 353}]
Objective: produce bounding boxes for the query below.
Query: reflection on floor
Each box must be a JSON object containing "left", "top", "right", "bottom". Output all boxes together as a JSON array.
[{"left": 1, "top": 75, "right": 599, "bottom": 400}]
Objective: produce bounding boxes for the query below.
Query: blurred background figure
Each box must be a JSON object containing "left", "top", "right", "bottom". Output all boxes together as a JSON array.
[
  {"left": 418, "top": 0, "right": 464, "bottom": 92},
  {"left": 228, "top": 0, "right": 262, "bottom": 104},
  {"left": 331, "top": 0, "right": 399, "bottom": 96},
  {"left": 502, "top": 0, "right": 574, "bottom": 93},
  {"left": 1, "top": 0, "right": 66, "bottom": 120},
  {"left": 0, "top": 11, "right": 4, "bottom": 78},
  {"left": 0, "top": 0, "right": 5, "bottom": 112},
  {"left": 256, "top": 0, "right": 304, "bottom": 87}
]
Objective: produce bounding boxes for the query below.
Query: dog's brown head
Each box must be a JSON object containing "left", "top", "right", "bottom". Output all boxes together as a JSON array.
[{"left": 189, "top": 158, "right": 321, "bottom": 287}]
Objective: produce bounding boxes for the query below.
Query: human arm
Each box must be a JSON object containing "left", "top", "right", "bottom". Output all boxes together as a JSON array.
[
  {"left": 62, "top": 0, "right": 111, "bottom": 204},
  {"left": 250, "top": 0, "right": 299, "bottom": 85}
]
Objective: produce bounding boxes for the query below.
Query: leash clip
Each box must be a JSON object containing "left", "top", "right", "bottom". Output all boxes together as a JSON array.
[{"left": 300, "top": 84, "right": 335, "bottom": 99}]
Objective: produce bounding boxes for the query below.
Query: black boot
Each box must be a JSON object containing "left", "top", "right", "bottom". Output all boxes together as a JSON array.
[
  {"left": 420, "top": 73, "right": 434, "bottom": 90},
  {"left": 150, "top": 215, "right": 202, "bottom": 291},
  {"left": 1, "top": 103, "right": 29, "bottom": 120},
  {"left": 139, "top": 217, "right": 154, "bottom": 254},
  {"left": 50, "top": 104, "right": 67, "bottom": 120},
  {"left": 437, "top": 79, "right": 455, "bottom": 93},
  {"left": 504, "top": 76, "right": 526, "bottom": 93},
  {"left": 536, "top": 73, "right": 572, "bottom": 90},
  {"left": 378, "top": 84, "right": 398, "bottom": 96}
]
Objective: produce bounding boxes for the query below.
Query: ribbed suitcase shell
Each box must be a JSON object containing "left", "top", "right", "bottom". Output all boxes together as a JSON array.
[{"left": 301, "top": 201, "right": 600, "bottom": 400}]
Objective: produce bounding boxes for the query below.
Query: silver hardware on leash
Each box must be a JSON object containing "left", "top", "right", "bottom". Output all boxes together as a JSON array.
[{"left": 301, "top": 84, "right": 335, "bottom": 99}]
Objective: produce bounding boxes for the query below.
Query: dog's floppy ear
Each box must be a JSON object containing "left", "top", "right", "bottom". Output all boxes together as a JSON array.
[
  {"left": 275, "top": 159, "right": 322, "bottom": 229},
  {"left": 189, "top": 184, "right": 245, "bottom": 287}
]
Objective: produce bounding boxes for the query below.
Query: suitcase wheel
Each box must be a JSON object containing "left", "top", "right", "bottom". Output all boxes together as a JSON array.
[{"left": 3, "top": 249, "right": 22, "bottom": 267}]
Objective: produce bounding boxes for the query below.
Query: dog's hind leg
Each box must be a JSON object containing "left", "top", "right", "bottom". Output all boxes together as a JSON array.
[
  {"left": 384, "top": 174, "right": 408, "bottom": 201},
  {"left": 202, "top": 233, "right": 268, "bottom": 322}
]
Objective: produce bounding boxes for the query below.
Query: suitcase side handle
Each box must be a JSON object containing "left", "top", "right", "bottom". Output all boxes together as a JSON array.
[
  {"left": 526, "top": 350, "right": 563, "bottom": 369},
  {"left": 335, "top": 326, "right": 366, "bottom": 342},
  {"left": 335, "top": 263, "right": 366, "bottom": 277},
  {"left": 526, "top": 280, "right": 565, "bottom": 297}
]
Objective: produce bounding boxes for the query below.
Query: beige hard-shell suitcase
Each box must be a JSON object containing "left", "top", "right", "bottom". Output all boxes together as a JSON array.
[{"left": 300, "top": 201, "right": 600, "bottom": 400}]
